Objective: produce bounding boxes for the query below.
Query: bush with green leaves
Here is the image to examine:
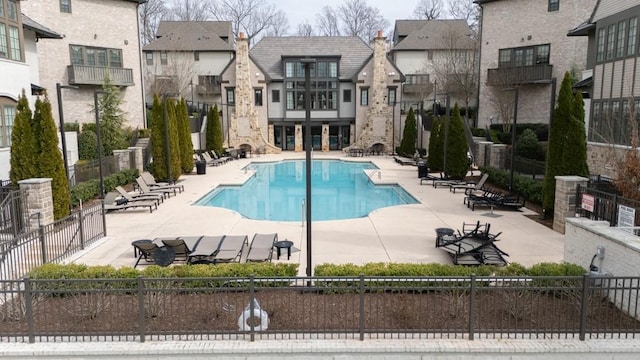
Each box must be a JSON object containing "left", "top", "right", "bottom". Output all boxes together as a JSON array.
[
  {"left": 78, "top": 129, "right": 98, "bottom": 160},
  {"left": 70, "top": 169, "right": 138, "bottom": 207},
  {"left": 428, "top": 118, "right": 443, "bottom": 171},
  {"left": 515, "top": 128, "right": 539, "bottom": 159},
  {"left": 479, "top": 166, "right": 544, "bottom": 204},
  {"left": 399, "top": 107, "right": 417, "bottom": 157},
  {"left": 444, "top": 104, "right": 469, "bottom": 179},
  {"left": 10, "top": 90, "right": 37, "bottom": 184}
]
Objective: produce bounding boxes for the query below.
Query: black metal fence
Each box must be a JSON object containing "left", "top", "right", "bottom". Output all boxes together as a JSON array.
[
  {"left": 576, "top": 184, "right": 640, "bottom": 227},
  {"left": 0, "top": 186, "right": 28, "bottom": 237},
  {"left": 0, "top": 204, "right": 105, "bottom": 282},
  {"left": 0, "top": 274, "right": 638, "bottom": 343}
]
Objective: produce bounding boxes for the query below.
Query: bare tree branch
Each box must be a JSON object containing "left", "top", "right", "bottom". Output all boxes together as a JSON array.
[
  {"left": 316, "top": 6, "right": 341, "bottom": 36},
  {"left": 210, "top": 0, "right": 279, "bottom": 44},
  {"left": 338, "top": 0, "right": 389, "bottom": 43},
  {"left": 167, "top": 0, "right": 212, "bottom": 21},
  {"left": 448, "top": 0, "right": 480, "bottom": 33},
  {"left": 265, "top": 10, "right": 290, "bottom": 36},
  {"left": 139, "top": 0, "right": 168, "bottom": 45},
  {"left": 297, "top": 21, "right": 315, "bottom": 37},
  {"left": 413, "top": 0, "right": 444, "bottom": 20}
]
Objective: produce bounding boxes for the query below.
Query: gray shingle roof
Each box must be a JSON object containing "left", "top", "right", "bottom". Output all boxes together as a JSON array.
[
  {"left": 250, "top": 36, "right": 373, "bottom": 80},
  {"left": 394, "top": 20, "right": 429, "bottom": 39},
  {"left": 144, "top": 21, "right": 233, "bottom": 52},
  {"left": 392, "top": 19, "right": 475, "bottom": 51},
  {"left": 22, "top": 14, "right": 62, "bottom": 39}
]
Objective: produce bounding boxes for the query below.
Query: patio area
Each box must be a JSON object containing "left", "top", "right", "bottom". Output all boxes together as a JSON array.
[{"left": 67, "top": 151, "right": 564, "bottom": 273}]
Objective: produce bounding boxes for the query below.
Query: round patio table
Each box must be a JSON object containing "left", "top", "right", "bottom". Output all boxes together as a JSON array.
[{"left": 153, "top": 246, "right": 176, "bottom": 267}]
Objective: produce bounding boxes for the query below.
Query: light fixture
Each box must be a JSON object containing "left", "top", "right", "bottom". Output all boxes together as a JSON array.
[
  {"left": 255, "top": 72, "right": 260, "bottom": 77},
  {"left": 362, "top": 72, "right": 367, "bottom": 77},
  {"left": 389, "top": 71, "right": 396, "bottom": 76},
  {"left": 94, "top": 34, "right": 97, "bottom": 39}
]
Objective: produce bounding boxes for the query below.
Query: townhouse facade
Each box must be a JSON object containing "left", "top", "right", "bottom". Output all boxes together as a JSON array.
[
  {"left": 21, "top": 0, "right": 146, "bottom": 129},
  {"left": 568, "top": 0, "right": 640, "bottom": 176},
  {"left": 475, "top": 0, "right": 597, "bottom": 129},
  {"left": 142, "top": 21, "right": 235, "bottom": 107},
  {"left": 219, "top": 33, "right": 404, "bottom": 153},
  {"left": 0, "top": 0, "right": 61, "bottom": 179}
]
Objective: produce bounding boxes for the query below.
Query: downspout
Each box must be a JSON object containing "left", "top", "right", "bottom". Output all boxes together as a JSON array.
[{"left": 136, "top": 1, "right": 147, "bottom": 128}]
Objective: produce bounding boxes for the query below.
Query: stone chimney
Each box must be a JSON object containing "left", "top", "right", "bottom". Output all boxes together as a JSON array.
[
  {"left": 228, "top": 32, "right": 280, "bottom": 153},
  {"left": 353, "top": 30, "right": 393, "bottom": 150}
]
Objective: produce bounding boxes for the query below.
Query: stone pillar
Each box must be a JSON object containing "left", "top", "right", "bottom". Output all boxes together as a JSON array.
[
  {"left": 128, "top": 147, "right": 144, "bottom": 174},
  {"left": 489, "top": 144, "right": 507, "bottom": 169},
  {"left": 295, "top": 124, "right": 303, "bottom": 152},
  {"left": 268, "top": 124, "right": 274, "bottom": 146},
  {"left": 553, "top": 176, "right": 589, "bottom": 234},
  {"left": 349, "top": 124, "right": 355, "bottom": 147},
  {"left": 112, "top": 149, "right": 130, "bottom": 172},
  {"left": 475, "top": 141, "right": 493, "bottom": 167},
  {"left": 18, "top": 178, "right": 54, "bottom": 228},
  {"left": 321, "top": 123, "right": 329, "bottom": 152}
]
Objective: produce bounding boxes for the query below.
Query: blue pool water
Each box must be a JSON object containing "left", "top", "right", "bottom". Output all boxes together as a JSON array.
[{"left": 194, "top": 160, "right": 419, "bottom": 221}]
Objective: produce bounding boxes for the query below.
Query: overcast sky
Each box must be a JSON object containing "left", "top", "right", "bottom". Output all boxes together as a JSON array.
[{"left": 271, "top": 0, "right": 433, "bottom": 35}]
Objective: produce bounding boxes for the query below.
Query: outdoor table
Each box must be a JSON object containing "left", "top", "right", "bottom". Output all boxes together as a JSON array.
[
  {"left": 153, "top": 246, "right": 176, "bottom": 267},
  {"left": 273, "top": 240, "right": 294, "bottom": 260}
]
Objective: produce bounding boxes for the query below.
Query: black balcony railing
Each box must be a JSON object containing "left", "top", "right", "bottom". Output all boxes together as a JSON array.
[
  {"left": 196, "top": 84, "right": 221, "bottom": 96},
  {"left": 67, "top": 65, "right": 134, "bottom": 86},
  {"left": 487, "top": 64, "right": 553, "bottom": 86}
]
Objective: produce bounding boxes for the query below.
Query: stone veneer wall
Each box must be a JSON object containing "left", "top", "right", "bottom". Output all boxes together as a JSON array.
[
  {"left": 18, "top": 178, "right": 54, "bottom": 228},
  {"left": 228, "top": 34, "right": 280, "bottom": 154},
  {"left": 586, "top": 142, "right": 635, "bottom": 179},
  {"left": 353, "top": 33, "right": 393, "bottom": 150},
  {"left": 553, "top": 176, "right": 589, "bottom": 233}
]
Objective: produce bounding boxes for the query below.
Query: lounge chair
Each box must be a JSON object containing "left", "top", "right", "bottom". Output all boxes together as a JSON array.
[
  {"left": 103, "top": 192, "right": 156, "bottom": 213},
  {"left": 393, "top": 156, "right": 417, "bottom": 166},
  {"left": 116, "top": 186, "right": 163, "bottom": 205},
  {"left": 140, "top": 172, "right": 184, "bottom": 192},
  {"left": 435, "top": 222, "right": 508, "bottom": 266},
  {"left": 187, "top": 235, "right": 225, "bottom": 264},
  {"left": 160, "top": 236, "right": 202, "bottom": 262},
  {"left": 419, "top": 171, "right": 447, "bottom": 185},
  {"left": 135, "top": 177, "right": 176, "bottom": 198},
  {"left": 201, "top": 151, "right": 225, "bottom": 166},
  {"left": 450, "top": 173, "right": 489, "bottom": 194},
  {"left": 213, "top": 235, "right": 248, "bottom": 263},
  {"left": 212, "top": 150, "right": 231, "bottom": 164},
  {"left": 246, "top": 233, "right": 278, "bottom": 262},
  {"left": 133, "top": 241, "right": 161, "bottom": 268}
]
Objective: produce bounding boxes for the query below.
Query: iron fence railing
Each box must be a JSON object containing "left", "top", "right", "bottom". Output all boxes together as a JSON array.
[
  {"left": 0, "top": 204, "right": 105, "bottom": 282},
  {"left": 0, "top": 188, "right": 28, "bottom": 237},
  {"left": 0, "top": 274, "right": 638, "bottom": 343},
  {"left": 70, "top": 156, "right": 120, "bottom": 186},
  {"left": 576, "top": 185, "right": 640, "bottom": 227}
]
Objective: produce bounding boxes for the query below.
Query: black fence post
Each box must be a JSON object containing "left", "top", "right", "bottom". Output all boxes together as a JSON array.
[
  {"left": 101, "top": 200, "right": 107, "bottom": 237},
  {"left": 78, "top": 209, "right": 85, "bottom": 250},
  {"left": 38, "top": 225, "right": 46, "bottom": 264},
  {"left": 137, "top": 275, "right": 146, "bottom": 343},
  {"left": 24, "top": 277, "right": 35, "bottom": 343},
  {"left": 468, "top": 274, "right": 476, "bottom": 340},
  {"left": 359, "top": 273, "right": 365, "bottom": 341},
  {"left": 249, "top": 274, "right": 256, "bottom": 342},
  {"left": 579, "top": 274, "right": 590, "bottom": 341}
]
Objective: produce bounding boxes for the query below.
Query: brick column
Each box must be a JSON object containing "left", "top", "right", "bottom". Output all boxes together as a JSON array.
[
  {"left": 128, "top": 147, "right": 144, "bottom": 174},
  {"left": 553, "top": 175, "right": 589, "bottom": 234},
  {"left": 112, "top": 149, "right": 130, "bottom": 172},
  {"left": 322, "top": 123, "right": 329, "bottom": 152},
  {"left": 18, "top": 178, "right": 54, "bottom": 228}
]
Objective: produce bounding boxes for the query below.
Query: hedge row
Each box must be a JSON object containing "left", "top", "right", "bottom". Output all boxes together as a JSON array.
[
  {"left": 69, "top": 169, "right": 139, "bottom": 207},
  {"left": 479, "top": 166, "right": 544, "bottom": 204}
]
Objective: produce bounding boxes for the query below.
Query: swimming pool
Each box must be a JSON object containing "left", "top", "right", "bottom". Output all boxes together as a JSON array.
[{"left": 194, "top": 159, "right": 419, "bottom": 221}]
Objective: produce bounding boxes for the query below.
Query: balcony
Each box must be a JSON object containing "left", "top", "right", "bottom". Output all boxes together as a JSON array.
[
  {"left": 67, "top": 65, "right": 134, "bottom": 86},
  {"left": 196, "top": 84, "right": 221, "bottom": 96},
  {"left": 487, "top": 64, "right": 553, "bottom": 86}
]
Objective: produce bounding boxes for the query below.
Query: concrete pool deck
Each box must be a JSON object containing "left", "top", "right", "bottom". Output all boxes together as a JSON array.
[{"left": 68, "top": 151, "right": 564, "bottom": 271}]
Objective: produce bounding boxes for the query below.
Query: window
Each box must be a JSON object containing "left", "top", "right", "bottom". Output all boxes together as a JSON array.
[
  {"left": 160, "top": 52, "right": 167, "bottom": 65},
  {"left": 388, "top": 87, "right": 396, "bottom": 105},
  {"left": 596, "top": 28, "right": 606, "bottom": 61},
  {"left": 588, "top": 102, "right": 600, "bottom": 142},
  {"left": 284, "top": 58, "right": 339, "bottom": 110},
  {"left": 0, "top": 0, "right": 23, "bottom": 61},
  {"left": 271, "top": 89, "right": 280, "bottom": 103},
  {"left": 145, "top": 52, "right": 153, "bottom": 65},
  {"left": 606, "top": 24, "right": 615, "bottom": 60},
  {"left": 616, "top": 21, "right": 626, "bottom": 58},
  {"left": 405, "top": 74, "right": 429, "bottom": 84},
  {"left": 254, "top": 88, "right": 263, "bottom": 106},
  {"left": 360, "top": 88, "right": 369, "bottom": 106},
  {"left": 343, "top": 89, "right": 351, "bottom": 103},
  {"left": 0, "top": 97, "right": 15, "bottom": 147},
  {"left": 194, "top": 51, "right": 199, "bottom": 61},
  {"left": 60, "top": 0, "right": 71, "bottom": 13},
  {"left": 629, "top": 17, "right": 637, "bottom": 56},
  {"left": 548, "top": 0, "right": 559, "bottom": 12},
  {"left": 498, "top": 44, "right": 550, "bottom": 67},
  {"left": 226, "top": 88, "right": 235, "bottom": 105},
  {"left": 69, "top": 45, "right": 122, "bottom": 67}
]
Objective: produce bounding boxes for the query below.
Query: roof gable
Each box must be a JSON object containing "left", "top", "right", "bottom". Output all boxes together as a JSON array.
[
  {"left": 144, "top": 21, "right": 233, "bottom": 52},
  {"left": 392, "top": 19, "right": 475, "bottom": 51}
]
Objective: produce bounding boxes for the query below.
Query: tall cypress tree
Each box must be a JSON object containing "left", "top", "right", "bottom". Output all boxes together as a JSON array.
[
  {"left": 444, "top": 104, "right": 469, "bottom": 179},
  {"left": 150, "top": 94, "right": 167, "bottom": 180},
  {"left": 205, "top": 105, "right": 216, "bottom": 151},
  {"left": 35, "top": 94, "right": 70, "bottom": 219},
  {"left": 167, "top": 99, "right": 182, "bottom": 181},
  {"left": 177, "top": 98, "right": 194, "bottom": 173},
  {"left": 211, "top": 104, "right": 224, "bottom": 156},
  {"left": 428, "top": 118, "right": 443, "bottom": 171},
  {"left": 543, "top": 72, "right": 574, "bottom": 214},
  {"left": 563, "top": 91, "right": 589, "bottom": 177},
  {"left": 10, "top": 90, "right": 37, "bottom": 183},
  {"left": 400, "top": 107, "right": 417, "bottom": 157},
  {"left": 96, "top": 75, "right": 127, "bottom": 156}
]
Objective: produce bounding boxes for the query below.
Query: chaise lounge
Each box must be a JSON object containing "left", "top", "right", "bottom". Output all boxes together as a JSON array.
[{"left": 246, "top": 233, "right": 278, "bottom": 262}]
